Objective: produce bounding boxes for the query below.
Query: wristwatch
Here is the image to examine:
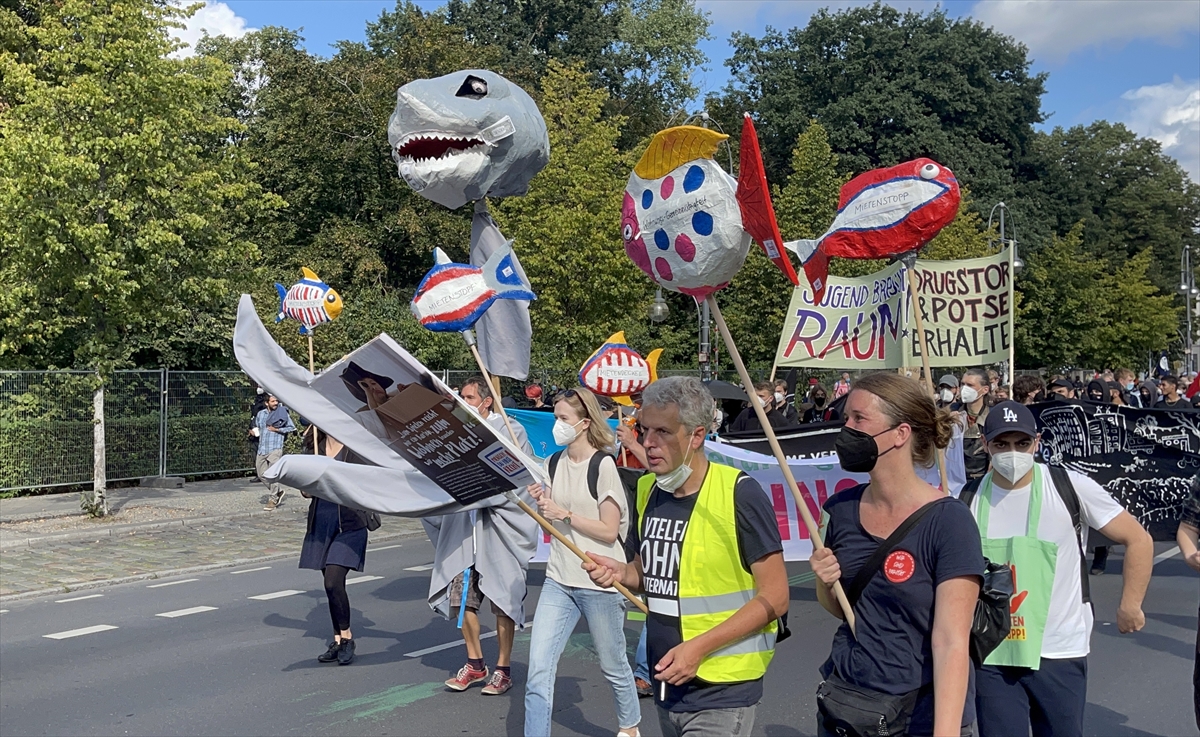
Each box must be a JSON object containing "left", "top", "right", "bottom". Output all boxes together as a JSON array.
[{"left": 562, "top": 515, "right": 572, "bottom": 526}]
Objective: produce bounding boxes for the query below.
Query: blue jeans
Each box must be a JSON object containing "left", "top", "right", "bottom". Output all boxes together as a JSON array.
[
  {"left": 634, "top": 624, "right": 650, "bottom": 682},
  {"left": 524, "top": 578, "right": 641, "bottom": 736}
]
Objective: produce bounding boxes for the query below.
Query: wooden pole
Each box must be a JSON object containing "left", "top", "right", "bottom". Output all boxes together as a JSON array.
[
  {"left": 463, "top": 331, "right": 648, "bottom": 614},
  {"left": 707, "top": 296, "right": 856, "bottom": 634},
  {"left": 905, "top": 265, "right": 951, "bottom": 494},
  {"left": 307, "top": 335, "right": 319, "bottom": 454}
]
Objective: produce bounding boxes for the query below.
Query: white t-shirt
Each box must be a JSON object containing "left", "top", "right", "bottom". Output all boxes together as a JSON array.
[
  {"left": 968, "top": 466, "right": 1124, "bottom": 659},
  {"left": 544, "top": 453, "right": 629, "bottom": 591}
]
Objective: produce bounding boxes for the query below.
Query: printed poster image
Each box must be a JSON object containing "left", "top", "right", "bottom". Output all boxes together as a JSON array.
[{"left": 311, "top": 334, "right": 536, "bottom": 506}]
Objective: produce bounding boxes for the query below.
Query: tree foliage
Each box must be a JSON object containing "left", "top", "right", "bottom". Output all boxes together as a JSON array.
[
  {"left": 0, "top": 0, "right": 280, "bottom": 371},
  {"left": 719, "top": 2, "right": 1046, "bottom": 211},
  {"left": 1016, "top": 225, "right": 1179, "bottom": 371}
]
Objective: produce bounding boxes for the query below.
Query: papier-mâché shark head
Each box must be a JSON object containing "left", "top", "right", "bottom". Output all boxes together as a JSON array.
[{"left": 387, "top": 69, "right": 550, "bottom": 210}]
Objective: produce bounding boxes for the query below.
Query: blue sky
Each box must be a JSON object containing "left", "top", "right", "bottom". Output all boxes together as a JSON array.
[{"left": 175, "top": 0, "right": 1200, "bottom": 180}]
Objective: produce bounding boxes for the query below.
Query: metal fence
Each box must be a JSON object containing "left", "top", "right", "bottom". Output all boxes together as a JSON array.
[
  {"left": 2, "top": 365, "right": 835, "bottom": 493},
  {"left": 0, "top": 370, "right": 260, "bottom": 493}
]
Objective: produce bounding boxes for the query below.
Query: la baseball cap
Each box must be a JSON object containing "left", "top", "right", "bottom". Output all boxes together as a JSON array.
[{"left": 983, "top": 400, "right": 1038, "bottom": 442}]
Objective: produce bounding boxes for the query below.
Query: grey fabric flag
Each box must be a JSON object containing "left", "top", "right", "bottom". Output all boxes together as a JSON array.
[
  {"left": 233, "top": 295, "right": 537, "bottom": 622},
  {"left": 472, "top": 200, "right": 532, "bottom": 380}
]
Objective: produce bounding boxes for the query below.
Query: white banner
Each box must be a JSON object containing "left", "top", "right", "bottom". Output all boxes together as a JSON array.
[{"left": 531, "top": 435, "right": 963, "bottom": 562}]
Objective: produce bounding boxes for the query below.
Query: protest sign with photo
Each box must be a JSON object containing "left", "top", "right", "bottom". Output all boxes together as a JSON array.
[
  {"left": 908, "top": 252, "right": 1012, "bottom": 366},
  {"left": 312, "top": 335, "right": 537, "bottom": 505},
  {"left": 774, "top": 260, "right": 908, "bottom": 369},
  {"left": 1031, "top": 400, "right": 1198, "bottom": 540}
]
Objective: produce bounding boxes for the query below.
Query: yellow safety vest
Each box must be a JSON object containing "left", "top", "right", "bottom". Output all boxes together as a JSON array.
[{"left": 636, "top": 462, "right": 777, "bottom": 683}]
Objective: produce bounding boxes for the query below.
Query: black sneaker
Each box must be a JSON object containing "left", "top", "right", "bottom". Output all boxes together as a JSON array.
[
  {"left": 1090, "top": 546, "right": 1108, "bottom": 575},
  {"left": 337, "top": 638, "right": 355, "bottom": 665},
  {"left": 318, "top": 640, "right": 340, "bottom": 663}
]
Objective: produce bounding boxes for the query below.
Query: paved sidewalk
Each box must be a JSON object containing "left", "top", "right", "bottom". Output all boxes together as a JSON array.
[{"left": 0, "top": 478, "right": 427, "bottom": 599}]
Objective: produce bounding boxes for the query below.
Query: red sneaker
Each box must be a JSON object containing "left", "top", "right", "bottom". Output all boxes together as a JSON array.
[
  {"left": 480, "top": 669, "right": 512, "bottom": 695},
  {"left": 445, "top": 663, "right": 489, "bottom": 691}
]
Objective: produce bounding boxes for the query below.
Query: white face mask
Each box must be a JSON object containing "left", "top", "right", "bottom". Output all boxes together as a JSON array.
[
  {"left": 774, "top": 392, "right": 785, "bottom": 405},
  {"left": 959, "top": 386, "right": 980, "bottom": 404},
  {"left": 552, "top": 418, "right": 584, "bottom": 446},
  {"left": 656, "top": 442, "right": 695, "bottom": 492},
  {"left": 939, "top": 389, "right": 955, "bottom": 403},
  {"left": 991, "top": 451, "right": 1035, "bottom": 483}
]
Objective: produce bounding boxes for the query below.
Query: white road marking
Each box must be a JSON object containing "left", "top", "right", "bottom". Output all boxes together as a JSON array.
[
  {"left": 369, "top": 544, "right": 402, "bottom": 552},
  {"left": 147, "top": 578, "right": 198, "bottom": 588},
  {"left": 405, "top": 631, "right": 497, "bottom": 658},
  {"left": 0, "top": 609, "right": 8, "bottom": 614},
  {"left": 345, "top": 575, "right": 384, "bottom": 585},
  {"left": 231, "top": 566, "right": 271, "bottom": 575},
  {"left": 156, "top": 606, "right": 218, "bottom": 618},
  {"left": 55, "top": 594, "right": 103, "bottom": 603},
  {"left": 44, "top": 624, "right": 118, "bottom": 640},
  {"left": 248, "top": 589, "right": 305, "bottom": 601},
  {"left": 1154, "top": 546, "right": 1180, "bottom": 564},
  {"left": 404, "top": 564, "right": 434, "bottom": 572}
]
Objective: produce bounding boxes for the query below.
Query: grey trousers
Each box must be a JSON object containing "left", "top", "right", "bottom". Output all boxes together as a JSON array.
[
  {"left": 658, "top": 705, "right": 756, "bottom": 737},
  {"left": 255, "top": 449, "right": 283, "bottom": 498}
]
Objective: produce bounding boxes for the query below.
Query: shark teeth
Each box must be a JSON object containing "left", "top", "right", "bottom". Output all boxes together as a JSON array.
[{"left": 393, "top": 132, "right": 489, "bottom": 163}]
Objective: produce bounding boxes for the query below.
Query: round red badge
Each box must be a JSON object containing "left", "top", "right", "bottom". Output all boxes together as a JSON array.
[{"left": 883, "top": 550, "right": 916, "bottom": 583}]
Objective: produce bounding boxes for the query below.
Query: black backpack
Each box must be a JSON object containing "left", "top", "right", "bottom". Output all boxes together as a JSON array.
[{"left": 547, "top": 451, "right": 643, "bottom": 559}]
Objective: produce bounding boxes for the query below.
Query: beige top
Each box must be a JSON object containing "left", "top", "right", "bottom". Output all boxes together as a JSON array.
[{"left": 544, "top": 453, "right": 629, "bottom": 591}]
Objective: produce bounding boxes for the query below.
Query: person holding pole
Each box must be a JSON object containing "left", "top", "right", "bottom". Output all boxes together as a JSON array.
[
  {"left": 524, "top": 387, "right": 641, "bottom": 737},
  {"left": 810, "top": 372, "right": 982, "bottom": 737},
  {"left": 433, "top": 376, "right": 535, "bottom": 696},
  {"left": 583, "top": 377, "right": 788, "bottom": 737}
]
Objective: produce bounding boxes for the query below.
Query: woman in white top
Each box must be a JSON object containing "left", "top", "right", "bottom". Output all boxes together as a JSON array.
[{"left": 524, "top": 387, "right": 640, "bottom": 737}]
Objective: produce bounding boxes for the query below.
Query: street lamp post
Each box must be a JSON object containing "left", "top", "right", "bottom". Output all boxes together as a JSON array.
[
  {"left": 988, "top": 202, "right": 1021, "bottom": 385},
  {"left": 1180, "top": 243, "right": 1196, "bottom": 375}
]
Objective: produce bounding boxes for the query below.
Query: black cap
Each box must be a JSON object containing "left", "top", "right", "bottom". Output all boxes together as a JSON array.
[
  {"left": 1049, "top": 378, "right": 1074, "bottom": 390},
  {"left": 983, "top": 400, "right": 1038, "bottom": 442}
]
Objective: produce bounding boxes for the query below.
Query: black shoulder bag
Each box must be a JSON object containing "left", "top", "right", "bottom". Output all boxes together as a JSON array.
[{"left": 815, "top": 498, "right": 946, "bottom": 737}]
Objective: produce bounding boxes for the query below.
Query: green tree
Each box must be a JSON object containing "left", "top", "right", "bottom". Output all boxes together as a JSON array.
[
  {"left": 1015, "top": 225, "right": 1106, "bottom": 371},
  {"left": 444, "top": 0, "right": 710, "bottom": 142},
  {"left": 1017, "top": 121, "right": 1200, "bottom": 295},
  {"left": 1089, "top": 249, "right": 1180, "bottom": 370},
  {"left": 719, "top": 2, "right": 1046, "bottom": 209},
  {"left": 493, "top": 61, "right": 666, "bottom": 369},
  {"left": 0, "top": 0, "right": 280, "bottom": 371}
]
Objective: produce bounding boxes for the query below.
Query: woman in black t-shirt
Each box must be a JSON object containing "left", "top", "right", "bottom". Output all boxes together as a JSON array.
[{"left": 811, "top": 373, "right": 983, "bottom": 737}]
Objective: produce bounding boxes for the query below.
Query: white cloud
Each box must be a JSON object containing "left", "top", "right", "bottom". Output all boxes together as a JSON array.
[
  {"left": 1119, "top": 76, "right": 1200, "bottom": 182},
  {"left": 971, "top": 0, "right": 1200, "bottom": 63},
  {"left": 170, "top": 1, "right": 255, "bottom": 58}
]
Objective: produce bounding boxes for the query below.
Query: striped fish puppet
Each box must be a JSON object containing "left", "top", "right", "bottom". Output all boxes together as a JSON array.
[{"left": 275, "top": 268, "right": 344, "bottom": 335}]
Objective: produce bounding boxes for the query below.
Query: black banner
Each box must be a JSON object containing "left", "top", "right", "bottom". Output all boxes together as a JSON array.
[
  {"left": 720, "top": 420, "right": 843, "bottom": 460},
  {"left": 1031, "top": 400, "right": 1199, "bottom": 541}
]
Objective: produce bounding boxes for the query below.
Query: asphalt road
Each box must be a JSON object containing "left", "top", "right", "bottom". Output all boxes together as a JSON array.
[{"left": 0, "top": 540, "right": 1195, "bottom": 736}]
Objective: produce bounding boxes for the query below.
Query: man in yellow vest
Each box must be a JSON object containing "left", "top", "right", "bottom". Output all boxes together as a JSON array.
[{"left": 584, "top": 376, "right": 789, "bottom": 737}]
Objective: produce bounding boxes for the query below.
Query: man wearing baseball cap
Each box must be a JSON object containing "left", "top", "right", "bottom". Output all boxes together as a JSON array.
[
  {"left": 957, "top": 401, "right": 1153, "bottom": 737},
  {"left": 937, "top": 374, "right": 959, "bottom": 408}
]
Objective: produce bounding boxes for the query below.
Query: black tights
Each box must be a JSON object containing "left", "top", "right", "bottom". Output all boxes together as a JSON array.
[{"left": 323, "top": 564, "right": 351, "bottom": 634}]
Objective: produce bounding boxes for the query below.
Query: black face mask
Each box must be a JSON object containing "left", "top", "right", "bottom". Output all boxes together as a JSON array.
[
  {"left": 835, "top": 425, "right": 898, "bottom": 473},
  {"left": 813, "top": 394, "right": 826, "bottom": 406}
]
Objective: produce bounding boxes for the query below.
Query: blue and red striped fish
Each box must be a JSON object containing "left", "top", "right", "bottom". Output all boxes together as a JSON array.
[
  {"left": 275, "top": 267, "right": 343, "bottom": 335},
  {"left": 410, "top": 244, "right": 535, "bottom": 333}
]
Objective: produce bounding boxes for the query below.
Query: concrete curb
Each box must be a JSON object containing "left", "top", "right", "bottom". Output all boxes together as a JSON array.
[
  {"left": 0, "top": 527, "right": 425, "bottom": 603},
  {"left": 0, "top": 507, "right": 307, "bottom": 549}
]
